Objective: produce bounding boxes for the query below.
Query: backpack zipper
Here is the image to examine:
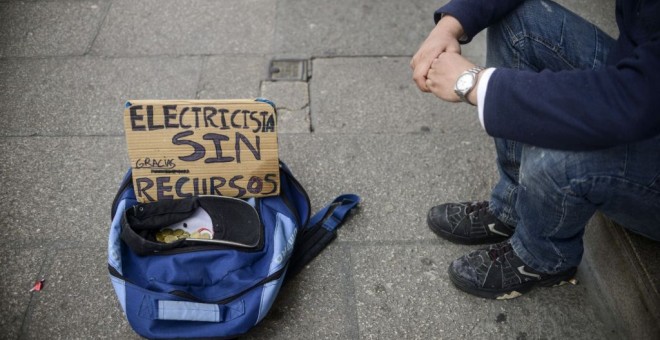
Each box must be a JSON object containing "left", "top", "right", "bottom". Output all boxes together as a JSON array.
[
  {"left": 108, "top": 263, "right": 287, "bottom": 305},
  {"left": 167, "top": 266, "right": 287, "bottom": 305}
]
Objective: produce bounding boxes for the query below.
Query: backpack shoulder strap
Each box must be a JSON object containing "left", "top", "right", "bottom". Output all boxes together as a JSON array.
[{"left": 286, "top": 194, "right": 360, "bottom": 280}]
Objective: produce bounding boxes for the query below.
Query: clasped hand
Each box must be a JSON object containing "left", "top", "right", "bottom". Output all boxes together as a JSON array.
[{"left": 410, "top": 16, "right": 478, "bottom": 103}]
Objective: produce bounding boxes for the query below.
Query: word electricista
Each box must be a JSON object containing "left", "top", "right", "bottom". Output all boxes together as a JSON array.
[{"left": 128, "top": 105, "right": 276, "bottom": 133}]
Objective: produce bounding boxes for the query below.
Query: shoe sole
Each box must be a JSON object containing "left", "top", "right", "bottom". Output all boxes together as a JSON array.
[
  {"left": 426, "top": 213, "right": 509, "bottom": 245},
  {"left": 448, "top": 266, "right": 578, "bottom": 299}
]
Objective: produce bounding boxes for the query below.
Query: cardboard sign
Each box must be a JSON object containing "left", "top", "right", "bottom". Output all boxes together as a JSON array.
[{"left": 124, "top": 99, "right": 279, "bottom": 203}]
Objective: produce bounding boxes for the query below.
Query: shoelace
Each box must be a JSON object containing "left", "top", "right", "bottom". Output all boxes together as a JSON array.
[
  {"left": 465, "top": 201, "right": 489, "bottom": 216},
  {"left": 487, "top": 242, "right": 513, "bottom": 262}
]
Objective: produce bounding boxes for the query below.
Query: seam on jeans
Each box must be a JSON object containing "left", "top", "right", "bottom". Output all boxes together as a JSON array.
[
  {"left": 504, "top": 141, "right": 521, "bottom": 226},
  {"left": 504, "top": 185, "right": 518, "bottom": 226},
  {"left": 561, "top": 185, "right": 576, "bottom": 196},
  {"left": 493, "top": 184, "right": 515, "bottom": 227},
  {"left": 507, "top": 140, "right": 519, "bottom": 165},
  {"left": 504, "top": 17, "right": 578, "bottom": 71},
  {"left": 592, "top": 175, "right": 660, "bottom": 196},
  {"left": 504, "top": 22, "right": 524, "bottom": 46},
  {"left": 566, "top": 179, "right": 587, "bottom": 196},
  {"left": 502, "top": 9, "right": 577, "bottom": 69},
  {"left": 527, "top": 33, "right": 578, "bottom": 69},
  {"left": 559, "top": 14, "right": 565, "bottom": 47},
  {"left": 549, "top": 192, "right": 569, "bottom": 237},
  {"left": 648, "top": 173, "right": 660, "bottom": 190},
  {"left": 623, "top": 144, "right": 629, "bottom": 176},
  {"left": 569, "top": 174, "right": 660, "bottom": 198},
  {"left": 502, "top": 21, "right": 522, "bottom": 69},
  {"left": 592, "top": 25, "right": 601, "bottom": 69},
  {"left": 547, "top": 193, "right": 569, "bottom": 272}
]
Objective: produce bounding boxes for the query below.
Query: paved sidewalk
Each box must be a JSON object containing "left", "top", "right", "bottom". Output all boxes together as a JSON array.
[{"left": 0, "top": 0, "right": 624, "bottom": 339}]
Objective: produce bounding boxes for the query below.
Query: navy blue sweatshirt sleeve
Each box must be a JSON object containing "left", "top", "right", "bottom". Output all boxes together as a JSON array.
[{"left": 484, "top": 39, "right": 660, "bottom": 150}]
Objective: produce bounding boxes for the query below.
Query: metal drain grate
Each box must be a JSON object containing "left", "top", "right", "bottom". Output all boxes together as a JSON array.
[{"left": 268, "top": 59, "right": 308, "bottom": 81}]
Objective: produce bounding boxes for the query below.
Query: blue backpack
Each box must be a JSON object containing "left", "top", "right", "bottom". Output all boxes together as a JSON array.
[{"left": 108, "top": 162, "right": 360, "bottom": 339}]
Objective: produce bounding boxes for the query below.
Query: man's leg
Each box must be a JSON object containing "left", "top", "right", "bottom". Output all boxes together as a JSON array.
[
  {"left": 511, "top": 139, "right": 660, "bottom": 275},
  {"left": 596, "top": 136, "right": 660, "bottom": 242},
  {"left": 443, "top": 0, "right": 660, "bottom": 299},
  {"left": 486, "top": 0, "right": 614, "bottom": 227},
  {"left": 428, "top": 0, "right": 615, "bottom": 245}
]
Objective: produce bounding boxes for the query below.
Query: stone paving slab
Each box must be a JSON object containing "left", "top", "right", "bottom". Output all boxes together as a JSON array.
[
  {"left": 0, "top": 0, "right": 107, "bottom": 57},
  {"left": 278, "top": 132, "right": 497, "bottom": 242},
  {"left": 260, "top": 80, "right": 311, "bottom": 133},
  {"left": 274, "top": 0, "right": 486, "bottom": 60},
  {"left": 0, "top": 56, "right": 201, "bottom": 137},
  {"left": 21, "top": 248, "right": 139, "bottom": 340},
  {"left": 0, "top": 54, "right": 275, "bottom": 137},
  {"left": 0, "top": 248, "right": 47, "bottom": 340},
  {"left": 310, "top": 57, "right": 484, "bottom": 134},
  {"left": 0, "top": 137, "right": 128, "bottom": 247},
  {"left": 197, "top": 56, "right": 270, "bottom": 99},
  {"left": 274, "top": 0, "right": 437, "bottom": 57},
  {"left": 246, "top": 243, "right": 358, "bottom": 339},
  {"left": 90, "top": 0, "right": 277, "bottom": 57}
]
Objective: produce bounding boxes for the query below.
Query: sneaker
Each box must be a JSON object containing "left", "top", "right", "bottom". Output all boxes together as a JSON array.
[
  {"left": 427, "top": 201, "right": 514, "bottom": 244},
  {"left": 448, "top": 241, "right": 578, "bottom": 299}
]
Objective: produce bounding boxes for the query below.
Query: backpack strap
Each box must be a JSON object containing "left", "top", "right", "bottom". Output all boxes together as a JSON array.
[
  {"left": 286, "top": 194, "right": 360, "bottom": 280},
  {"left": 111, "top": 169, "right": 135, "bottom": 220}
]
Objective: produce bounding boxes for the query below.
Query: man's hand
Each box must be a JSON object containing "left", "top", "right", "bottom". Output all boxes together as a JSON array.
[
  {"left": 410, "top": 15, "right": 464, "bottom": 92},
  {"left": 426, "top": 52, "right": 479, "bottom": 104}
]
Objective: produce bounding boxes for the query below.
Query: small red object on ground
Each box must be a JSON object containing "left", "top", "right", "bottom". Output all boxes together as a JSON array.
[{"left": 29, "top": 279, "right": 45, "bottom": 292}]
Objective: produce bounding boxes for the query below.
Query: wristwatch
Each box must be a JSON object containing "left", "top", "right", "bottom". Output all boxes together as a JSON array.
[{"left": 454, "top": 66, "right": 484, "bottom": 105}]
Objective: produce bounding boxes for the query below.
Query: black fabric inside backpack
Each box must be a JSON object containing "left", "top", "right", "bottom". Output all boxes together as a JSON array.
[{"left": 121, "top": 196, "right": 263, "bottom": 255}]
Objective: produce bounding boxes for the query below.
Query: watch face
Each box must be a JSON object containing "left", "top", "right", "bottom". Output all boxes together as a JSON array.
[{"left": 456, "top": 73, "right": 475, "bottom": 92}]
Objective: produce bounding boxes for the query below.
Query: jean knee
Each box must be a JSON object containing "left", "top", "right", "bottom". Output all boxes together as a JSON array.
[{"left": 519, "top": 146, "right": 573, "bottom": 194}]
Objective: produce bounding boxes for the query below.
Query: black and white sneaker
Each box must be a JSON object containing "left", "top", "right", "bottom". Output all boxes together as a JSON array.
[
  {"left": 427, "top": 201, "right": 514, "bottom": 244},
  {"left": 448, "top": 241, "right": 578, "bottom": 299}
]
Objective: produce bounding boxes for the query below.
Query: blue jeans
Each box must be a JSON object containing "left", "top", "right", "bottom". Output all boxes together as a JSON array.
[{"left": 486, "top": 0, "right": 660, "bottom": 273}]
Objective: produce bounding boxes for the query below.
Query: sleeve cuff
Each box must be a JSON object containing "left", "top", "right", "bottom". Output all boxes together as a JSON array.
[
  {"left": 477, "top": 68, "right": 496, "bottom": 130},
  {"left": 437, "top": 13, "right": 469, "bottom": 42}
]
